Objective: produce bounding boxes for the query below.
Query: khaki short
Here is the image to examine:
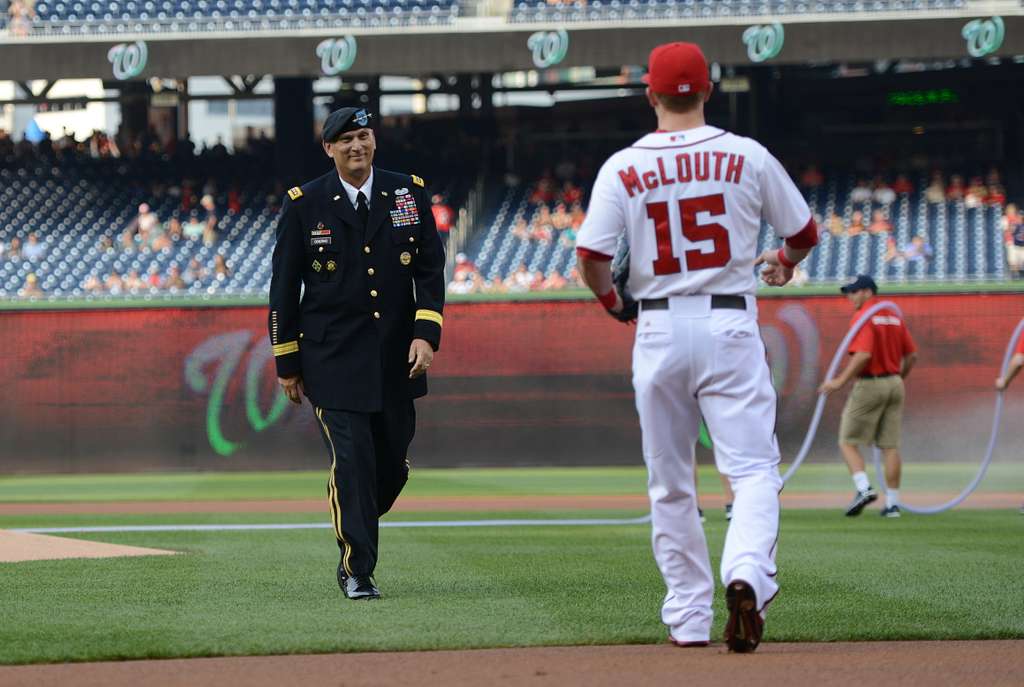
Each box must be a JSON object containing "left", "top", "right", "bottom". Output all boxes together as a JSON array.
[
  {"left": 839, "top": 376, "right": 905, "bottom": 449},
  {"left": 1008, "top": 244, "right": 1024, "bottom": 269}
]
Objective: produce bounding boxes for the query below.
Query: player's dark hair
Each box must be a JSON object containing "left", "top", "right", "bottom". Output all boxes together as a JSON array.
[{"left": 654, "top": 91, "right": 706, "bottom": 113}]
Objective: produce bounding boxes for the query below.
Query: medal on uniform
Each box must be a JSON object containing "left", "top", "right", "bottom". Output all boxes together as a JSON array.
[
  {"left": 311, "top": 223, "right": 332, "bottom": 246},
  {"left": 390, "top": 191, "right": 420, "bottom": 227},
  {"left": 312, "top": 260, "right": 322, "bottom": 272},
  {"left": 326, "top": 260, "right": 337, "bottom": 272}
]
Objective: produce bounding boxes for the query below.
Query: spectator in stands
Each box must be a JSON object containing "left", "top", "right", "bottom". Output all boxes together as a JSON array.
[
  {"left": 946, "top": 174, "right": 965, "bottom": 201},
  {"left": 146, "top": 265, "right": 161, "bottom": 288},
  {"left": 97, "top": 235, "right": 115, "bottom": 254},
  {"left": 902, "top": 235, "right": 933, "bottom": 265},
  {"left": 892, "top": 174, "right": 914, "bottom": 196},
  {"left": 22, "top": 232, "right": 46, "bottom": 261},
  {"left": 570, "top": 204, "right": 586, "bottom": 230},
  {"left": 83, "top": 274, "right": 104, "bottom": 294},
  {"left": 850, "top": 179, "right": 872, "bottom": 204},
  {"left": 124, "top": 269, "right": 145, "bottom": 291},
  {"left": 183, "top": 258, "right": 207, "bottom": 286},
  {"left": 183, "top": 212, "right": 205, "bottom": 241},
  {"left": 453, "top": 252, "right": 477, "bottom": 279},
  {"left": 200, "top": 195, "right": 218, "bottom": 246},
  {"left": 560, "top": 181, "right": 583, "bottom": 206},
  {"left": 848, "top": 210, "right": 866, "bottom": 237},
  {"left": 227, "top": 186, "right": 243, "bottom": 215},
  {"left": 827, "top": 212, "right": 845, "bottom": 236},
  {"left": 165, "top": 265, "right": 186, "bottom": 290},
  {"left": 431, "top": 194, "right": 454, "bottom": 236},
  {"left": 1004, "top": 204, "right": 1024, "bottom": 280},
  {"left": 541, "top": 270, "right": 568, "bottom": 290},
  {"left": 964, "top": 177, "right": 987, "bottom": 209},
  {"left": 925, "top": 174, "right": 946, "bottom": 204},
  {"left": 531, "top": 206, "right": 554, "bottom": 244},
  {"left": 214, "top": 254, "right": 231, "bottom": 281},
  {"left": 560, "top": 225, "right": 577, "bottom": 249},
  {"left": 529, "top": 270, "right": 545, "bottom": 291},
  {"left": 529, "top": 172, "right": 556, "bottom": 205},
  {"left": 123, "top": 203, "right": 159, "bottom": 250},
  {"left": 800, "top": 165, "right": 824, "bottom": 189},
  {"left": 868, "top": 210, "right": 892, "bottom": 235},
  {"left": 986, "top": 168, "right": 1001, "bottom": 188},
  {"left": 166, "top": 216, "right": 183, "bottom": 243},
  {"left": 505, "top": 263, "right": 534, "bottom": 293},
  {"left": 567, "top": 266, "right": 585, "bottom": 288},
  {"left": 872, "top": 177, "right": 895, "bottom": 206},
  {"left": 987, "top": 185, "right": 1007, "bottom": 207},
  {"left": 9, "top": 0, "right": 34, "bottom": 37},
  {"left": 552, "top": 202, "right": 573, "bottom": 232},
  {"left": 18, "top": 273, "right": 43, "bottom": 297},
  {"left": 105, "top": 271, "right": 125, "bottom": 295},
  {"left": 6, "top": 237, "right": 22, "bottom": 260},
  {"left": 512, "top": 216, "right": 530, "bottom": 241},
  {"left": 447, "top": 270, "right": 476, "bottom": 295}
]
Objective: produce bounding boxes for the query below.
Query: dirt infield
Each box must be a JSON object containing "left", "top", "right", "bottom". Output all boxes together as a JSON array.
[
  {"left": 0, "top": 530, "right": 176, "bottom": 562},
  {"left": 1, "top": 641, "right": 1021, "bottom": 687},
  {"left": 0, "top": 491, "right": 1019, "bottom": 515}
]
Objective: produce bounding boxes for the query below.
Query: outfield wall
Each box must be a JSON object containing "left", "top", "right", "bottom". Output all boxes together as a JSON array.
[{"left": 1, "top": 294, "right": 1021, "bottom": 473}]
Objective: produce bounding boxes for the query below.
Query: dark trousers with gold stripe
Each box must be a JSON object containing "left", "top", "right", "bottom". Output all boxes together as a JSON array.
[{"left": 314, "top": 401, "right": 414, "bottom": 578}]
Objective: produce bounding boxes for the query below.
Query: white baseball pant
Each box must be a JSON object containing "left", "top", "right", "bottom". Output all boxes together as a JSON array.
[{"left": 632, "top": 294, "right": 782, "bottom": 644}]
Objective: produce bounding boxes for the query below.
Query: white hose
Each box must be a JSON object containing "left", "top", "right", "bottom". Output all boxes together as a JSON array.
[
  {"left": 870, "top": 316, "right": 1024, "bottom": 514},
  {"left": 780, "top": 299, "right": 1023, "bottom": 515}
]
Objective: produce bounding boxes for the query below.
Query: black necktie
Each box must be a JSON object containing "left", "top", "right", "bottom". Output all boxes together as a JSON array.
[{"left": 356, "top": 191, "right": 369, "bottom": 227}]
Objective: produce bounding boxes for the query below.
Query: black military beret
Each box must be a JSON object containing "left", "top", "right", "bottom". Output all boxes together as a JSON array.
[{"left": 322, "top": 107, "right": 374, "bottom": 142}]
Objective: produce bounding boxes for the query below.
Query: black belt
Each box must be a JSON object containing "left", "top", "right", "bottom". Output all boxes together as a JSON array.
[
  {"left": 860, "top": 373, "right": 898, "bottom": 379},
  {"left": 640, "top": 295, "right": 747, "bottom": 311}
]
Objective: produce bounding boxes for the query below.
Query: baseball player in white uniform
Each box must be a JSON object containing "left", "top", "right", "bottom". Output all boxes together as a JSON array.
[{"left": 575, "top": 42, "right": 818, "bottom": 652}]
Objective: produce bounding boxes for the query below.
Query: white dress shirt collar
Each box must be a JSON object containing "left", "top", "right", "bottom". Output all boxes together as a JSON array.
[{"left": 339, "top": 169, "right": 374, "bottom": 209}]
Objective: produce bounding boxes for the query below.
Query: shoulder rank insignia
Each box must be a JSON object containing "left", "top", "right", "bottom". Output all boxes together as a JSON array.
[
  {"left": 288, "top": 187, "right": 304, "bottom": 200},
  {"left": 411, "top": 175, "right": 425, "bottom": 188}
]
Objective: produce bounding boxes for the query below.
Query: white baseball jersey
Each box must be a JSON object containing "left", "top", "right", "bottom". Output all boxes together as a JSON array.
[
  {"left": 576, "top": 125, "right": 812, "bottom": 298},
  {"left": 577, "top": 125, "right": 816, "bottom": 645}
]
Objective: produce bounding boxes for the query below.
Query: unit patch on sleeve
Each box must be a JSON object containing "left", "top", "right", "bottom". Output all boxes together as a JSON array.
[
  {"left": 288, "top": 187, "right": 304, "bottom": 200},
  {"left": 390, "top": 191, "right": 421, "bottom": 227}
]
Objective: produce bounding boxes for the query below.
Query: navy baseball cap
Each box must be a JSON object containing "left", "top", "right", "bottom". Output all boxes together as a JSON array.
[
  {"left": 840, "top": 274, "right": 878, "bottom": 294},
  {"left": 322, "top": 107, "right": 374, "bottom": 142}
]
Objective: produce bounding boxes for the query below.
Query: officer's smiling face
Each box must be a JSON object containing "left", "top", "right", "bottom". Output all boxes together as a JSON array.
[{"left": 324, "top": 128, "right": 376, "bottom": 184}]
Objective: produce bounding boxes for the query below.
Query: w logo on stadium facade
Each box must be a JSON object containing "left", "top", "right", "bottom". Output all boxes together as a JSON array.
[
  {"left": 742, "top": 23, "right": 784, "bottom": 64},
  {"left": 527, "top": 30, "right": 570, "bottom": 69},
  {"left": 316, "top": 36, "right": 359, "bottom": 76},
  {"left": 962, "top": 17, "right": 1004, "bottom": 58},
  {"left": 107, "top": 42, "right": 148, "bottom": 81}
]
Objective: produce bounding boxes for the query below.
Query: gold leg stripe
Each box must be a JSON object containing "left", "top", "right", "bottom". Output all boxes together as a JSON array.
[
  {"left": 316, "top": 407, "right": 353, "bottom": 577},
  {"left": 273, "top": 341, "right": 299, "bottom": 356},
  {"left": 415, "top": 309, "right": 443, "bottom": 327}
]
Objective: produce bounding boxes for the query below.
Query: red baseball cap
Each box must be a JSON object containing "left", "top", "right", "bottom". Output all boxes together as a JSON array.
[{"left": 642, "top": 42, "right": 710, "bottom": 96}]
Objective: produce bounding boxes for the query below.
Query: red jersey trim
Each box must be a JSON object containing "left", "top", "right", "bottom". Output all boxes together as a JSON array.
[
  {"left": 576, "top": 247, "right": 613, "bottom": 262},
  {"left": 784, "top": 216, "right": 819, "bottom": 250},
  {"left": 629, "top": 131, "right": 727, "bottom": 151}
]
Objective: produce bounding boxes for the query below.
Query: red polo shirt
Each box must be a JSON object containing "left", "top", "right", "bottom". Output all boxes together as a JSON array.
[
  {"left": 848, "top": 298, "right": 917, "bottom": 377},
  {"left": 1015, "top": 332, "right": 1024, "bottom": 357}
]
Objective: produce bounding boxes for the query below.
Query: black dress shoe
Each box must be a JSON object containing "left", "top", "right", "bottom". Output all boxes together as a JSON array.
[{"left": 342, "top": 574, "right": 380, "bottom": 600}]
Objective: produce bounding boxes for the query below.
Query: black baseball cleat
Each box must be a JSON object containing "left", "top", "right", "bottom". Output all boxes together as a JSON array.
[
  {"left": 343, "top": 575, "right": 381, "bottom": 600},
  {"left": 725, "top": 503, "right": 733, "bottom": 521},
  {"left": 337, "top": 565, "right": 381, "bottom": 600},
  {"left": 880, "top": 505, "right": 901, "bottom": 518},
  {"left": 724, "top": 581, "right": 763, "bottom": 653},
  {"left": 844, "top": 488, "right": 878, "bottom": 517},
  {"left": 699, "top": 508, "right": 706, "bottom": 523}
]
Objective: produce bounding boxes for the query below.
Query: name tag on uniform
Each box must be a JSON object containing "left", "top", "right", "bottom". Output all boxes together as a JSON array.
[
  {"left": 311, "top": 236, "right": 332, "bottom": 246},
  {"left": 390, "top": 192, "right": 420, "bottom": 227}
]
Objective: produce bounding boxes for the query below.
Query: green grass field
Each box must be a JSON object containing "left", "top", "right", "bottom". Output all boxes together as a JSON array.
[{"left": 1, "top": 466, "right": 1022, "bottom": 665}]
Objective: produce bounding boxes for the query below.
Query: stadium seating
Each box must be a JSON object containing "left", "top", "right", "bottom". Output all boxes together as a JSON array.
[
  {"left": 511, "top": 0, "right": 966, "bottom": 23},
  {"left": 461, "top": 171, "right": 1008, "bottom": 289},
  {"left": 0, "top": 153, "right": 1009, "bottom": 300},
  {"left": 25, "top": 0, "right": 457, "bottom": 33}
]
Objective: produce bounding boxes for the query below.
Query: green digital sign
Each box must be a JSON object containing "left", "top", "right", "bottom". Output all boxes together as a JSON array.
[{"left": 887, "top": 89, "right": 959, "bottom": 107}]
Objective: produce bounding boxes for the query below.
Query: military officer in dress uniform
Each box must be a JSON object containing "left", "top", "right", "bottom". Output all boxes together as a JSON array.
[{"left": 268, "top": 107, "right": 445, "bottom": 600}]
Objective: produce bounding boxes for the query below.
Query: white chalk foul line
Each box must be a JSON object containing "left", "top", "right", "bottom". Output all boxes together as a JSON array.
[{"left": 12, "top": 515, "right": 653, "bottom": 535}]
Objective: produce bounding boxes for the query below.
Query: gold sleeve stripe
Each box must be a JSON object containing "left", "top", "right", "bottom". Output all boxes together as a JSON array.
[
  {"left": 287, "top": 187, "right": 303, "bottom": 200},
  {"left": 272, "top": 341, "right": 299, "bottom": 356},
  {"left": 415, "top": 309, "right": 443, "bottom": 327},
  {"left": 411, "top": 174, "right": 425, "bottom": 188}
]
